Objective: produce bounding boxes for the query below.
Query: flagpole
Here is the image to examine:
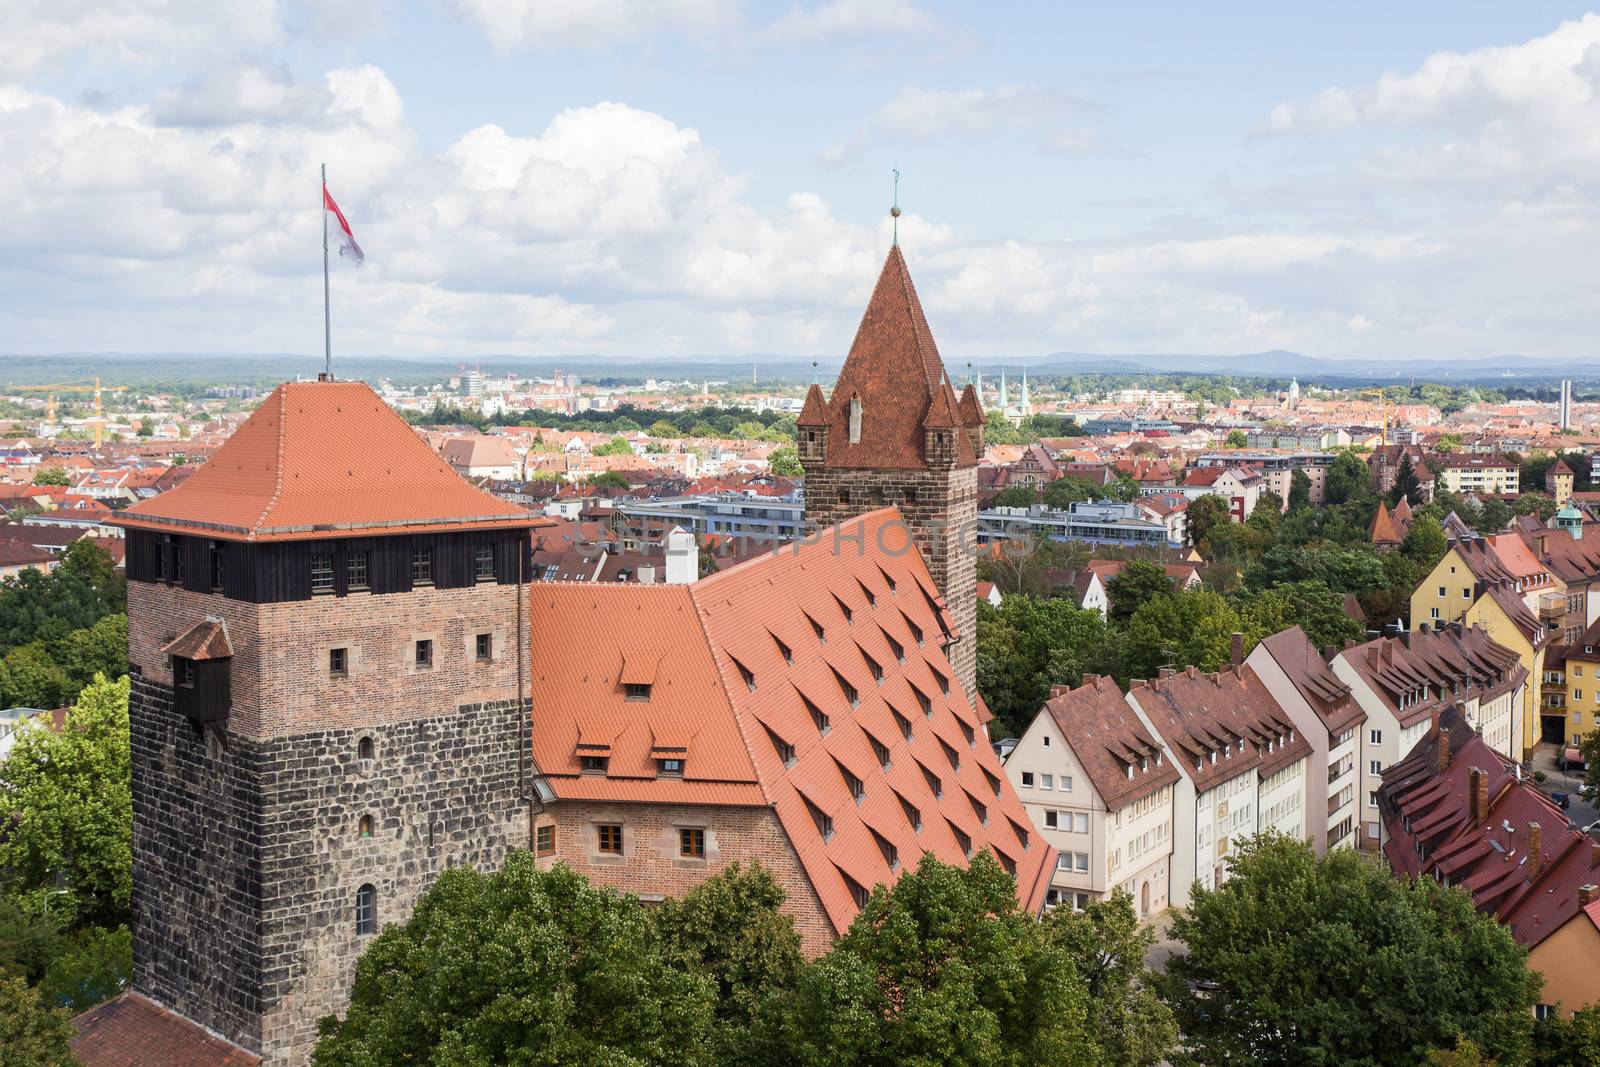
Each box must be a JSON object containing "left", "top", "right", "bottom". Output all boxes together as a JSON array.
[{"left": 322, "top": 162, "right": 332, "bottom": 380}]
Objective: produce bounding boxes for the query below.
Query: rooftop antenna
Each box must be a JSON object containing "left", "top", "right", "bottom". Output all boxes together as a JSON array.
[{"left": 890, "top": 166, "right": 902, "bottom": 246}]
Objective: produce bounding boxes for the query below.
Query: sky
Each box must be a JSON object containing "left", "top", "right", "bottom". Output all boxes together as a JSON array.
[{"left": 5, "top": 1, "right": 1600, "bottom": 365}]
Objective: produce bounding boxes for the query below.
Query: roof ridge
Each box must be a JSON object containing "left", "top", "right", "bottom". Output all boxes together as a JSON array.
[{"left": 253, "top": 385, "right": 289, "bottom": 539}]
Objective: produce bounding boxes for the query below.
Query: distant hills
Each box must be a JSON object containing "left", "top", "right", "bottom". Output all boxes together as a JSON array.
[{"left": 0, "top": 349, "right": 1593, "bottom": 388}]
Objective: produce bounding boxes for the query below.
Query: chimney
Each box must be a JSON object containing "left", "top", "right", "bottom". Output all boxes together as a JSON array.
[
  {"left": 1231, "top": 631, "right": 1244, "bottom": 666},
  {"left": 1322, "top": 644, "right": 1336, "bottom": 662},
  {"left": 1580, "top": 884, "right": 1599, "bottom": 907},
  {"left": 1468, "top": 768, "right": 1486, "bottom": 826},
  {"left": 1528, "top": 823, "right": 1543, "bottom": 880},
  {"left": 664, "top": 526, "right": 697, "bottom": 584},
  {"left": 1418, "top": 622, "right": 1431, "bottom": 635},
  {"left": 1344, "top": 638, "right": 1357, "bottom": 651},
  {"left": 1439, "top": 729, "right": 1450, "bottom": 772},
  {"left": 1049, "top": 684, "right": 1071, "bottom": 699}
]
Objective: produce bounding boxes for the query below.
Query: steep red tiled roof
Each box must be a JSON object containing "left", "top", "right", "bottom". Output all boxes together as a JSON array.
[
  {"left": 1042, "top": 675, "right": 1179, "bottom": 812},
  {"left": 529, "top": 507, "right": 1051, "bottom": 932},
  {"left": 1369, "top": 501, "right": 1403, "bottom": 545},
  {"left": 1255, "top": 626, "right": 1366, "bottom": 736},
  {"left": 1128, "top": 665, "right": 1309, "bottom": 794},
  {"left": 112, "top": 381, "right": 535, "bottom": 542},
  {"left": 796, "top": 384, "right": 829, "bottom": 427},
  {"left": 816, "top": 247, "right": 976, "bottom": 470},
  {"left": 1341, "top": 624, "right": 1526, "bottom": 729},
  {"left": 160, "top": 619, "right": 233, "bottom": 661},
  {"left": 72, "top": 994, "right": 260, "bottom": 1067},
  {"left": 957, "top": 384, "right": 983, "bottom": 428}
]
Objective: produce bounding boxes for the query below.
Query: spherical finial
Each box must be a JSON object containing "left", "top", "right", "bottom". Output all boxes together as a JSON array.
[{"left": 889, "top": 205, "right": 902, "bottom": 219}]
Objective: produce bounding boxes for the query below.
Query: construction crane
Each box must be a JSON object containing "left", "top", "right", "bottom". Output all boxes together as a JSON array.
[{"left": 14, "top": 377, "right": 129, "bottom": 447}]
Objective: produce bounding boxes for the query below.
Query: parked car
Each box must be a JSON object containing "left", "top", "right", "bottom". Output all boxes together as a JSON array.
[{"left": 1552, "top": 791, "right": 1570, "bottom": 810}]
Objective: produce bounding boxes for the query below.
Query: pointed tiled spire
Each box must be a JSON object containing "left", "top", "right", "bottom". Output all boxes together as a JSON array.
[
  {"left": 958, "top": 384, "right": 983, "bottom": 427},
  {"left": 797, "top": 383, "right": 829, "bottom": 427}
]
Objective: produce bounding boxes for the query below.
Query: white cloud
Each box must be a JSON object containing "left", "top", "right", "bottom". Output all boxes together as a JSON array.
[
  {"left": 447, "top": 0, "right": 740, "bottom": 50},
  {"left": 767, "top": 0, "right": 938, "bottom": 44},
  {"left": 874, "top": 85, "right": 1088, "bottom": 140},
  {"left": 0, "top": 0, "right": 286, "bottom": 78}
]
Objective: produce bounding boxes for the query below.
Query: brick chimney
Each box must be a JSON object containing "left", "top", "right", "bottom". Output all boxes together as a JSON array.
[
  {"left": 1159, "top": 667, "right": 1174, "bottom": 679},
  {"left": 1580, "top": 884, "right": 1599, "bottom": 907},
  {"left": 1528, "top": 822, "right": 1543, "bottom": 880},
  {"left": 1049, "top": 684, "right": 1071, "bottom": 699},
  {"left": 1231, "top": 631, "right": 1244, "bottom": 666},
  {"left": 1439, "top": 729, "right": 1451, "bottom": 772},
  {"left": 1468, "top": 767, "right": 1486, "bottom": 826}
]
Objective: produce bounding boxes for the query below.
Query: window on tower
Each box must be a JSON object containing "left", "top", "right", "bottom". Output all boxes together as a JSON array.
[
  {"left": 355, "top": 884, "right": 377, "bottom": 936},
  {"left": 411, "top": 547, "right": 433, "bottom": 585}
]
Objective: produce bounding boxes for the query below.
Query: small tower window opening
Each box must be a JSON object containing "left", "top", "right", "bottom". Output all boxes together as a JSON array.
[
  {"left": 804, "top": 695, "right": 830, "bottom": 734},
  {"left": 209, "top": 544, "right": 223, "bottom": 592},
  {"left": 311, "top": 553, "right": 334, "bottom": 594},
  {"left": 679, "top": 828, "right": 706, "bottom": 858},
  {"left": 806, "top": 798, "right": 834, "bottom": 841},
  {"left": 899, "top": 793, "right": 922, "bottom": 832},
  {"left": 358, "top": 815, "right": 373, "bottom": 838},
  {"left": 581, "top": 755, "right": 609, "bottom": 774},
  {"left": 624, "top": 682, "right": 652, "bottom": 702},
  {"left": 474, "top": 544, "right": 496, "bottom": 581},
  {"left": 846, "top": 872, "right": 870, "bottom": 910},
  {"left": 893, "top": 708, "right": 913, "bottom": 741},
  {"left": 476, "top": 633, "right": 493, "bottom": 661},
  {"left": 772, "top": 633, "right": 793, "bottom": 665},
  {"left": 329, "top": 647, "right": 348, "bottom": 677},
  {"left": 597, "top": 824, "right": 624, "bottom": 854},
  {"left": 411, "top": 547, "right": 433, "bottom": 585},
  {"left": 172, "top": 544, "right": 185, "bottom": 585},
  {"left": 355, "top": 884, "right": 377, "bottom": 936},
  {"left": 347, "top": 551, "right": 369, "bottom": 589},
  {"left": 414, "top": 639, "right": 433, "bottom": 668},
  {"left": 765, "top": 724, "right": 796, "bottom": 767},
  {"left": 840, "top": 763, "right": 865, "bottom": 802},
  {"left": 733, "top": 657, "right": 757, "bottom": 692},
  {"left": 806, "top": 614, "right": 826, "bottom": 644},
  {"left": 173, "top": 657, "right": 195, "bottom": 689},
  {"left": 535, "top": 824, "right": 555, "bottom": 855},
  {"left": 358, "top": 736, "right": 374, "bottom": 761}
]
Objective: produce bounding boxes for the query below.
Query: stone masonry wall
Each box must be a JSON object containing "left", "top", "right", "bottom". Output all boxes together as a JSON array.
[
  {"left": 801, "top": 465, "right": 979, "bottom": 700},
  {"left": 536, "top": 800, "right": 837, "bottom": 958}
]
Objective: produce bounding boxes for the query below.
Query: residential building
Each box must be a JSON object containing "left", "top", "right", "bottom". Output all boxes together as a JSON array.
[
  {"left": 1003, "top": 676, "right": 1178, "bottom": 918},
  {"left": 1547, "top": 458, "right": 1575, "bottom": 506},
  {"left": 1246, "top": 627, "right": 1367, "bottom": 854},
  {"left": 1332, "top": 623, "right": 1526, "bottom": 851},
  {"left": 1431, "top": 453, "right": 1519, "bottom": 495},
  {"left": 1178, "top": 466, "right": 1263, "bottom": 521},
  {"left": 977, "top": 500, "right": 1175, "bottom": 550},
  {"left": 1124, "top": 663, "right": 1310, "bottom": 907},
  {"left": 796, "top": 245, "right": 984, "bottom": 696},
  {"left": 618, "top": 491, "right": 804, "bottom": 547},
  {"left": 528, "top": 507, "right": 1051, "bottom": 956},
  {"left": 1379, "top": 707, "right": 1600, "bottom": 1016},
  {"left": 1551, "top": 617, "right": 1600, "bottom": 750},
  {"left": 1193, "top": 451, "right": 1334, "bottom": 507}
]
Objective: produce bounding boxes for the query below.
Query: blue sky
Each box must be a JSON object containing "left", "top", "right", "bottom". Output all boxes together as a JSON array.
[{"left": 5, "top": 2, "right": 1600, "bottom": 363}]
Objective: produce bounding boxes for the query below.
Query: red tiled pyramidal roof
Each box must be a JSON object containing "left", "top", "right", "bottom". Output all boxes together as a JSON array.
[
  {"left": 808, "top": 246, "right": 976, "bottom": 470},
  {"left": 112, "top": 380, "right": 533, "bottom": 542},
  {"left": 529, "top": 507, "right": 1052, "bottom": 934}
]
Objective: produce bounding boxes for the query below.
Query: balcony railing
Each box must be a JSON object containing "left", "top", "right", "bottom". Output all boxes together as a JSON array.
[
  {"left": 1328, "top": 761, "right": 1354, "bottom": 785},
  {"left": 1329, "top": 822, "right": 1354, "bottom": 847}
]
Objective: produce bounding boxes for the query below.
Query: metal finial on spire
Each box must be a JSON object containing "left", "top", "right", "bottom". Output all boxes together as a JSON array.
[
  {"left": 811, "top": 359, "right": 818, "bottom": 386},
  {"left": 890, "top": 166, "right": 902, "bottom": 246}
]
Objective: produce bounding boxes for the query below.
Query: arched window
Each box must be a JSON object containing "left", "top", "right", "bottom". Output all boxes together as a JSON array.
[
  {"left": 358, "top": 736, "right": 374, "bottom": 761},
  {"left": 358, "top": 815, "right": 373, "bottom": 838},
  {"left": 355, "top": 884, "right": 376, "bottom": 936}
]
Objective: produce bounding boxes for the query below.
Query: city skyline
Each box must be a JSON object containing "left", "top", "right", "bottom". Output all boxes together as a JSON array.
[{"left": 7, "top": 3, "right": 1600, "bottom": 363}]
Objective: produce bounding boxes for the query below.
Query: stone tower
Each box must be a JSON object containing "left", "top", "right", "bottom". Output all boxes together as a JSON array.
[
  {"left": 797, "top": 245, "right": 983, "bottom": 697},
  {"left": 110, "top": 380, "right": 537, "bottom": 1067}
]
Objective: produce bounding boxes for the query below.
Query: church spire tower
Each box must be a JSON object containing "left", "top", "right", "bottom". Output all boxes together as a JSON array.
[{"left": 797, "top": 238, "right": 982, "bottom": 697}]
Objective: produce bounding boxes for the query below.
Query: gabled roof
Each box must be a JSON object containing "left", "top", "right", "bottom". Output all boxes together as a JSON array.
[
  {"left": 1369, "top": 501, "right": 1403, "bottom": 545},
  {"left": 530, "top": 507, "right": 1051, "bottom": 932},
  {"left": 1254, "top": 626, "right": 1366, "bottom": 736},
  {"left": 1341, "top": 623, "right": 1526, "bottom": 728},
  {"left": 815, "top": 247, "right": 975, "bottom": 470},
  {"left": 1040, "top": 675, "right": 1179, "bottom": 812},
  {"left": 160, "top": 619, "right": 233, "bottom": 661},
  {"left": 1128, "top": 664, "right": 1309, "bottom": 794},
  {"left": 72, "top": 993, "right": 260, "bottom": 1067},
  {"left": 112, "top": 381, "right": 535, "bottom": 542}
]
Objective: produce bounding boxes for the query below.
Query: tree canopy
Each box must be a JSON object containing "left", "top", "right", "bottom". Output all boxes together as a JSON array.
[{"left": 1160, "top": 834, "right": 1539, "bottom": 1066}]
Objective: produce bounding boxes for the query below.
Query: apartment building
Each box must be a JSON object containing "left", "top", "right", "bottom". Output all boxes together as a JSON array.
[
  {"left": 1124, "top": 664, "right": 1310, "bottom": 907},
  {"left": 1430, "top": 453, "right": 1519, "bottom": 495},
  {"left": 1003, "top": 676, "right": 1178, "bottom": 917},
  {"left": 1332, "top": 623, "right": 1526, "bottom": 850},
  {"left": 1246, "top": 626, "right": 1367, "bottom": 854}
]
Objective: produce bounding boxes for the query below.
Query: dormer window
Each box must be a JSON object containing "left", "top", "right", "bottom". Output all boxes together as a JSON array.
[
  {"left": 772, "top": 634, "right": 793, "bottom": 666},
  {"left": 657, "top": 758, "right": 683, "bottom": 777},
  {"left": 581, "top": 755, "right": 608, "bottom": 774},
  {"left": 804, "top": 694, "right": 830, "bottom": 734},
  {"left": 733, "top": 657, "right": 757, "bottom": 692}
]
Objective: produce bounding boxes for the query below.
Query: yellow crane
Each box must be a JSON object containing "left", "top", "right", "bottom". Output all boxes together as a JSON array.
[{"left": 14, "top": 378, "right": 129, "bottom": 447}]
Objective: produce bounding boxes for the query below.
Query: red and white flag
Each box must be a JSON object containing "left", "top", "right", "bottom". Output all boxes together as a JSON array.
[{"left": 323, "top": 187, "right": 364, "bottom": 267}]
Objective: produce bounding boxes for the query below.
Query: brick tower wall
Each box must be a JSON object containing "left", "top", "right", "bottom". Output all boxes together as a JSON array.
[
  {"left": 801, "top": 464, "right": 979, "bottom": 698},
  {"left": 126, "top": 574, "right": 531, "bottom": 1067}
]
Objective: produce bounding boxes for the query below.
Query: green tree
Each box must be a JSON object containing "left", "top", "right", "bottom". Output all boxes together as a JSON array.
[
  {"left": 1160, "top": 834, "right": 1539, "bottom": 1067},
  {"left": 976, "top": 596, "right": 1116, "bottom": 734},
  {"left": 591, "top": 436, "right": 635, "bottom": 457},
  {"left": 0, "top": 975, "right": 77, "bottom": 1067},
  {"left": 1427, "top": 1037, "right": 1497, "bottom": 1066},
  {"left": 648, "top": 420, "right": 679, "bottom": 438},
  {"left": 1390, "top": 453, "right": 1423, "bottom": 506},
  {"left": 0, "top": 644, "right": 70, "bottom": 709},
  {"left": 31, "top": 468, "right": 70, "bottom": 487},
  {"left": 1122, "top": 588, "right": 1248, "bottom": 680},
  {"left": 653, "top": 863, "right": 802, "bottom": 1059},
  {"left": 991, "top": 485, "right": 1039, "bottom": 509},
  {"left": 1579, "top": 724, "right": 1600, "bottom": 801},
  {"left": 1532, "top": 1003, "right": 1600, "bottom": 1065},
  {"left": 1224, "top": 429, "right": 1248, "bottom": 448},
  {"left": 1325, "top": 451, "right": 1373, "bottom": 506},
  {"left": 0, "top": 676, "right": 132, "bottom": 928},
  {"left": 37, "top": 924, "right": 131, "bottom": 1011},
  {"left": 1240, "top": 581, "right": 1365, "bottom": 650},
  {"left": 135, "top": 417, "right": 154, "bottom": 438},
  {"left": 760, "top": 852, "right": 1100, "bottom": 1067},
  {"left": 1041, "top": 891, "right": 1176, "bottom": 1066},
  {"left": 767, "top": 446, "right": 802, "bottom": 477},
  {"left": 1287, "top": 469, "right": 1312, "bottom": 511},
  {"left": 54, "top": 614, "right": 127, "bottom": 703},
  {"left": 1106, "top": 561, "right": 1174, "bottom": 626},
  {"left": 1402, "top": 514, "right": 1449, "bottom": 569},
  {"left": 314, "top": 856, "right": 715, "bottom": 1067},
  {"left": 0, "top": 540, "right": 124, "bottom": 657},
  {"left": 587, "top": 470, "right": 631, "bottom": 492},
  {"left": 1041, "top": 477, "right": 1098, "bottom": 510},
  {"left": 1186, "top": 494, "right": 1231, "bottom": 549},
  {"left": 1478, "top": 498, "right": 1513, "bottom": 534}
]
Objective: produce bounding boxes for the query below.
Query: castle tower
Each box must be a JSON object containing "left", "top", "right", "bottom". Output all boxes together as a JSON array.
[
  {"left": 110, "top": 381, "right": 538, "bottom": 1066},
  {"left": 797, "top": 246, "right": 982, "bottom": 697}
]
